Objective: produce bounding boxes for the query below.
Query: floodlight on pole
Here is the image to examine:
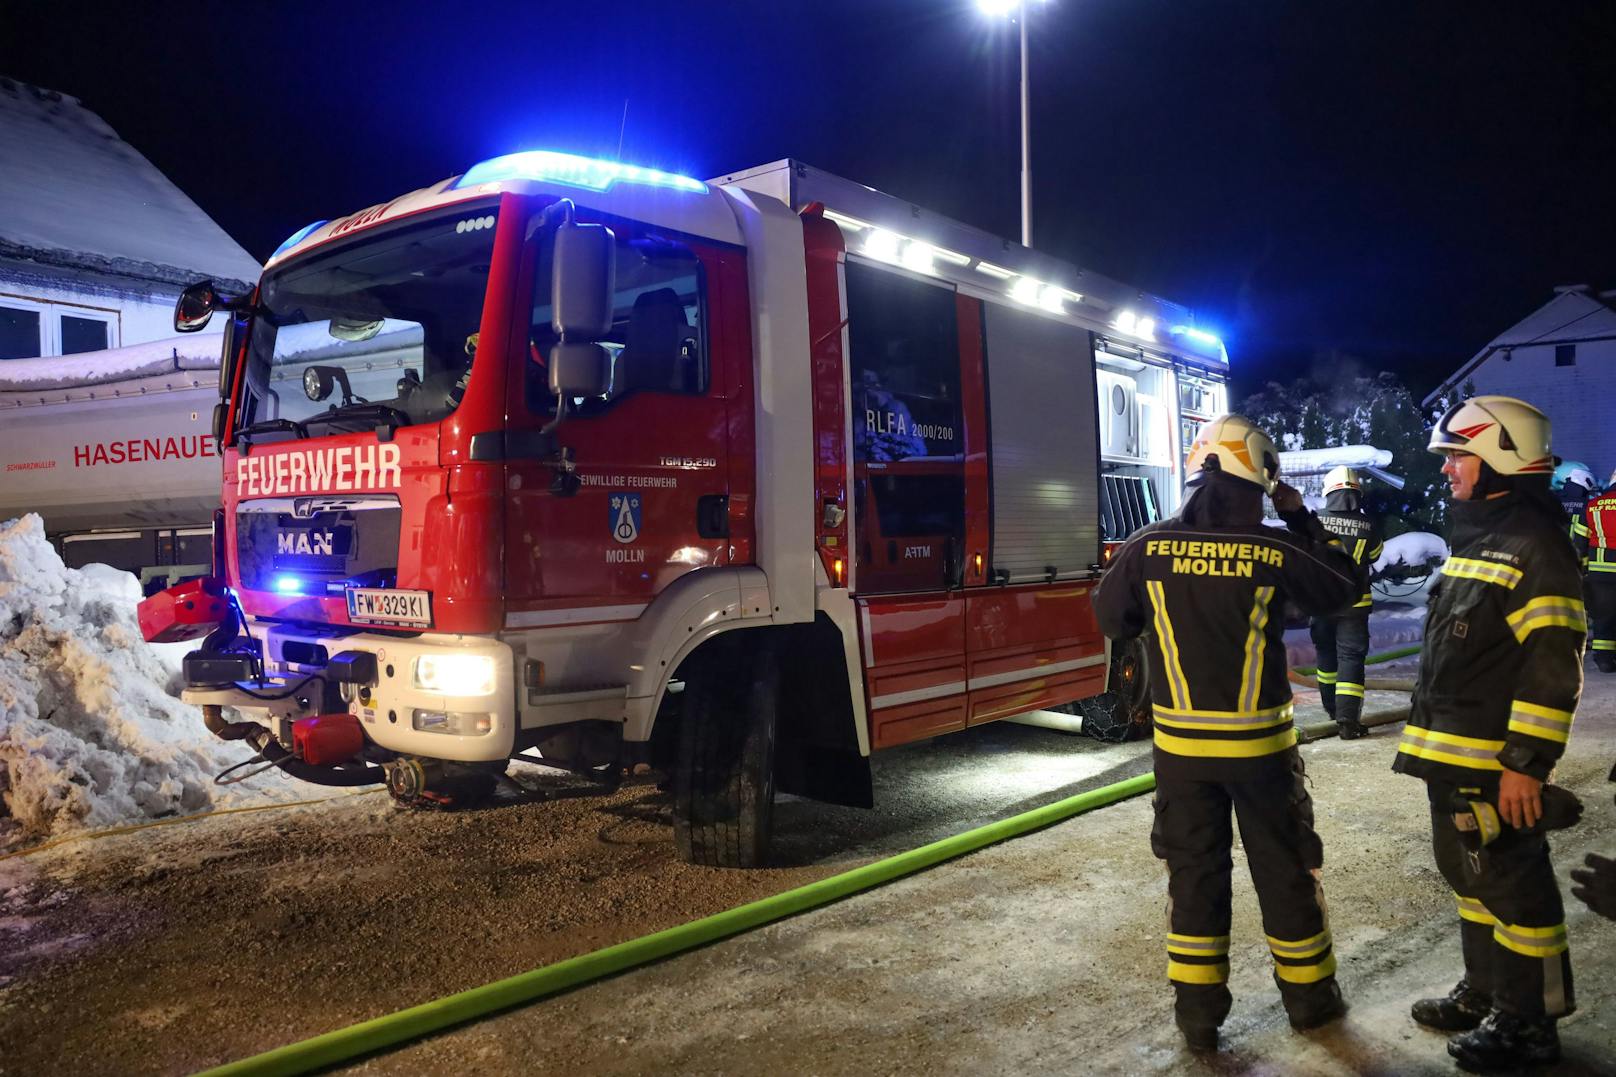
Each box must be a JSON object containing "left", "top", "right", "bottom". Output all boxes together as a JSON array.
[{"left": 977, "top": 0, "right": 1046, "bottom": 248}]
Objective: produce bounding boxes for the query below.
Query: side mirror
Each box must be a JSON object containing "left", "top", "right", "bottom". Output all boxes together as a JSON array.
[
  {"left": 212, "top": 401, "right": 228, "bottom": 450},
  {"left": 176, "top": 280, "right": 219, "bottom": 333},
  {"left": 551, "top": 222, "right": 615, "bottom": 339},
  {"left": 548, "top": 342, "right": 611, "bottom": 399}
]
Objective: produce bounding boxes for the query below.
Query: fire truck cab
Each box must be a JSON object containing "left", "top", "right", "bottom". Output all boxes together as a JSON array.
[{"left": 152, "top": 152, "right": 1229, "bottom": 866}]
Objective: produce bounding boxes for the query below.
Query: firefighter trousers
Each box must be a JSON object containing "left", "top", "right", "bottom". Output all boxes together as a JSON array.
[
  {"left": 1426, "top": 781, "right": 1575, "bottom": 1018},
  {"left": 1308, "top": 610, "right": 1370, "bottom": 725},
  {"left": 1587, "top": 571, "right": 1616, "bottom": 669},
  {"left": 1150, "top": 753, "right": 1338, "bottom": 1028}
]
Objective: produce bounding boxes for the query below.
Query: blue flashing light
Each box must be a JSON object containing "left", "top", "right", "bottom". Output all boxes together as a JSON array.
[
  {"left": 270, "top": 220, "right": 330, "bottom": 261},
  {"left": 1170, "top": 325, "right": 1229, "bottom": 363},
  {"left": 453, "top": 150, "right": 708, "bottom": 195},
  {"left": 272, "top": 574, "right": 303, "bottom": 594}
]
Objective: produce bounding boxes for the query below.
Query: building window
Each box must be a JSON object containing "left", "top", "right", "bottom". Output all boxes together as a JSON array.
[
  {"left": 0, "top": 303, "right": 43, "bottom": 360},
  {"left": 60, "top": 314, "right": 111, "bottom": 355},
  {"left": 0, "top": 297, "right": 119, "bottom": 359},
  {"left": 1555, "top": 344, "right": 1576, "bottom": 367}
]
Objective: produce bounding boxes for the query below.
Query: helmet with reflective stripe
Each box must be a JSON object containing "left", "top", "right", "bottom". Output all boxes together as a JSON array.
[
  {"left": 1551, "top": 459, "right": 1595, "bottom": 493},
  {"left": 1427, "top": 395, "right": 1553, "bottom": 476},
  {"left": 1323, "top": 466, "right": 1360, "bottom": 495},
  {"left": 1185, "top": 414, "right": 1281, "bottom": 494}
]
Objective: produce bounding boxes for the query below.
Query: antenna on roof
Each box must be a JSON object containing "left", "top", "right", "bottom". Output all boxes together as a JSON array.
[{"left": 616, "top": 99, "right": 629, "bottom": 161}]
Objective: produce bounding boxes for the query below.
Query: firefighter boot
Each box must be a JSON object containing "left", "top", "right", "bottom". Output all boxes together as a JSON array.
[
  {"left": 1447, "top": 1010, "right": 1560, "bottom": 1071},
  {"left": 1411, "top": 978, "right": 1491, "bottom": 1032},
  {"left": 1174, "top": 1012, "right": 1218, "bottom": 1052},
  {"left": 1335, "top": 682, "right": 1368, "bottom": 739},
  {"left": 1595, "top": 653, "right": 1616, "bottom": 674},
  {"left": 1338, "top": 718, "right": 1369, "bottom": 740},
  {"left": 1285, "top": 979, "right": 1348, "bottom": 1031}
]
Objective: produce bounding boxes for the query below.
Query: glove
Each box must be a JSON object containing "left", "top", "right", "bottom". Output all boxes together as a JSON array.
[{"left": 1571, "top": 853, "right": 1616, "bottom": 921}]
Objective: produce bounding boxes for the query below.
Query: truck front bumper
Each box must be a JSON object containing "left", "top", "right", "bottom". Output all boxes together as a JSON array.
[{"left": 182, "top": 623, "right": 517, "bottom": 763}]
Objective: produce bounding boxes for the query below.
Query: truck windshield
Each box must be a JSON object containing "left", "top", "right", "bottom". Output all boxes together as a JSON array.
[{"left": 237, "top": 204, "right": 499, "bottom": 442}]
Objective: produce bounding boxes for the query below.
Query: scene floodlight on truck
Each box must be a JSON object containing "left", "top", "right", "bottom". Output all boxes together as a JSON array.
[{"left": 133, "top": 148, "right": 1231, "bottom": 866}]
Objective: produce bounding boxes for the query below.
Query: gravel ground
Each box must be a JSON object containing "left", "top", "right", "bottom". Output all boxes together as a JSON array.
[
  {"left": 0, "top": 707, "right": 1153, "bottom": 1075},
  {"left": 3, "top": 663, "right": 1610, "bottom": 1076}
]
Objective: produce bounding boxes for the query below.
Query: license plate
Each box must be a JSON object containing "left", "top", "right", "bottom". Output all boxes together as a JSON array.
[{"left": 345, "top": 588, "right": 432, "bottom": 627}]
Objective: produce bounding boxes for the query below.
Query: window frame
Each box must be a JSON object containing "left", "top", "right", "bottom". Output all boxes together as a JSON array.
[{"left": 0, "top": 292, "right": 121, "bottom": 359}]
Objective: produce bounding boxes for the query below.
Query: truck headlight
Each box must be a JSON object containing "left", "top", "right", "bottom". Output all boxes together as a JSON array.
[{"left": 412, "top": 654, "right": 496, "bottom": 696}]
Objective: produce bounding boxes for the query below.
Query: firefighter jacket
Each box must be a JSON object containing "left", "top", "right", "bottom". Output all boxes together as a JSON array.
[
  {"left": 1394, "top": 494, "right": 1588, "bottom": 786},
  {"left": 1317, "top": 508, "right": 1382, "bottom": 609},
  {"left": 1094, "top": 506, "right": 1362, "bottom": 779},
  {"left": 1573, "top": 490, "right": 1616, "bottom": 573}
]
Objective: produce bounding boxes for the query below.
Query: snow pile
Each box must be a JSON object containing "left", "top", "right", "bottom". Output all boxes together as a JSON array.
[{"left": 0, "top": 514, "right": 269, "bottom": 849}]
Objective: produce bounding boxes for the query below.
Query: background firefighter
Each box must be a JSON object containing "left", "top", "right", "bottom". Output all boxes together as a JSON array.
[
  {"left": 1395, "top": 395, "right": 1587, "bottom": 1072},
  {"left": 1309, "top": 466, "right": 1384, "bottom": 739},
  {"left": 1575, "top": 469, "right": 1616, "bottom": 674},
  {"left": 1093, "top": 414, "right": 1362, "bottom": 1051}
]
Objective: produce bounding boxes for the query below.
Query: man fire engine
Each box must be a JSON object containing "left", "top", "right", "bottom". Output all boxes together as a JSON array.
[
  {"left": 136, "top": 151, "right": 1234, "bottom": 866},
  {"left": 1092, "top": 414, "right": 1361, "bottom": 1050},
  {"left": 1309, "top": 465, "right": 1382, "bottom": 739},
  {"left": 1396, "top": 396, "right": 1585, "bottom": 1071},
  {"left": 1575, "top": 469, "right": 1616, "bottom": 672}
]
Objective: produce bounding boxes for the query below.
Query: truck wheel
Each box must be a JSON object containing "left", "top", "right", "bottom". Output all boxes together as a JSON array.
[
  {"left": 672, "top": 634, "right": 779, "bottom": 868},
  {"left": 1079, "top": 636, "right": 1153, "bottom": 743}
]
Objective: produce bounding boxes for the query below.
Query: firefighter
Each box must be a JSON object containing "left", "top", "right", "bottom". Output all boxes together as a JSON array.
[
  {"left": 1309, "top": 466, "right": 1383, "bottom": 739},
  {"left": 1395, "top": 396, "right": 1586, "bottom": 1071},
  {"left": 1551, "top": 459, "right": 1597, "bottom": 533},
  {"left": 1579, "top": 469, "right": 1616, "bottom": 673},
  {"left": 1570, "top": 763, "right": 1616, "bottom": 921},
  {"left": 1093, "top": 414, "right": 1362, "bottom": 1051}
]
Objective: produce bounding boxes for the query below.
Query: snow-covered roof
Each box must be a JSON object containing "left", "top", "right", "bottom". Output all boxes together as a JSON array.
[
  {"left": 1424, "top": 288, "right": 1616, "bottom": 405},
  {"left": 0, "top": 78, "right": 262, "bottom": 290}
]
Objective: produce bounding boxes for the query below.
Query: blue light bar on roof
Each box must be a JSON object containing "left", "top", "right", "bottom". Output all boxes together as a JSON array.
[
  {"left": 453, "top": 150, "right": 708, "bottom": 194},
  {"left": 270, "top": 220, "right": 329, "bottom": 261},
  {"left": 1170, "top": 324, "right": 1229, "bottom": 364}
]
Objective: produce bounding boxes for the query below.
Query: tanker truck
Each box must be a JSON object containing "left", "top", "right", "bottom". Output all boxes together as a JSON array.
[
  {"left": 138, "top": 151, "right": 1233, "bottom": 866},
  {"left": 0, "top": 334, "right": 226, "bottom": 586}
]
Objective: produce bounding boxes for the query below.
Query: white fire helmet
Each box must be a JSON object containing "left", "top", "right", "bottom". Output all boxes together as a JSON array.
[
  {"left": 1427, "top": 395, "right": 1554, "bottom": 476},
  {"left": 1185, "top": 414, "right": 1281, "bottom": 494},
  {"left": 1323, "top": 466, "right": 1361, "bottom": 495}
]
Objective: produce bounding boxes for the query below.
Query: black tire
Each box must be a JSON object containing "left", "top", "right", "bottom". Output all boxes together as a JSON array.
[
  {"left": 1078, "top": 636, "right": 1153, "bottom": 743},
  {"left": 672, "top": 633, "right": 779, "bottom": 868}
]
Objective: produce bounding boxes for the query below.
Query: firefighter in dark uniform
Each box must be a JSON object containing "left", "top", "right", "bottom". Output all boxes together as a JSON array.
[
  {"left": 1094, "top": 415, "right": 1363, "bottom": 1051},
  {"left": 1309, "top": 466, "right": 1384, "bottom": 739},
  {"left": 1396, "top": 396, "right": 1586, "bottom": 1071},
  {"left": 1574, "top": 468, "right": 1616, "bottom": 673}
]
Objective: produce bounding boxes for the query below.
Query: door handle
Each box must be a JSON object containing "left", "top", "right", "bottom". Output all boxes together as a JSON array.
[{"left": 696, "top": 494, "right": 730, "bottom": 539}]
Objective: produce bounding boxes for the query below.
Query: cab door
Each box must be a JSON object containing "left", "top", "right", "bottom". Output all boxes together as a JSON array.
[
  {"left": 502, "top": 215, "right": 748, "bottom": 629},
  {"left": 844, "top": 259, "right": 969, "bottom": 750}
]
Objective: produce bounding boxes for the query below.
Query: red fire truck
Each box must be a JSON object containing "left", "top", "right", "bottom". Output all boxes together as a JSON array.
[{"left": 141, "top": 152, "right": 1230, "bottom": 866}]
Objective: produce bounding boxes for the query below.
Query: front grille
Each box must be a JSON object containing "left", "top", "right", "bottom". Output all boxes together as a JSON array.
[{"left": 237, "top": 495, "right": 401, "bottom": 594}]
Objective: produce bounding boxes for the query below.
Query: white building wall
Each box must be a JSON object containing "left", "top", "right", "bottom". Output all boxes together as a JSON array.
[
  {"left": 0, "top": 264, "right": 181, "bottom": 357},
  {"left": 1462, "top": 339, "right": 1616, "bottom": 476}
]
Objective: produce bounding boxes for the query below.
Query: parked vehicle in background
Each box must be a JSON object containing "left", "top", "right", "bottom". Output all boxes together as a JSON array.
[
  {"left": 0, "top": 334, "right": 226, "bottom": 589},
  {"left": 136, "top": 152, "right": 1231, "bottom": 865}
]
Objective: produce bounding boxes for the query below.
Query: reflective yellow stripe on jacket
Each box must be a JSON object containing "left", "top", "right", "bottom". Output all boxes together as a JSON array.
[
  {"left": 1442, "top": 556, "right": 1523, "bottom": 589},
  {"left": 1396, "top": 725, "right": 1504, "bottom": 772},
  {"left": 1505, "top": 596, "right": 1587, "bottom": 643}
]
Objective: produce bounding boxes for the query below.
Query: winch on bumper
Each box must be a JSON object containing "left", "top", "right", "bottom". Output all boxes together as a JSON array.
[{"left": 181, "top": 624, "right": 518, "bottom": 764}]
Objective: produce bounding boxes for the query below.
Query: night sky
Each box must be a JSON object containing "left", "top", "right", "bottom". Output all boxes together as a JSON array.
[{"left": 4, "top": 0, "right": 1613, "bottom": 396}]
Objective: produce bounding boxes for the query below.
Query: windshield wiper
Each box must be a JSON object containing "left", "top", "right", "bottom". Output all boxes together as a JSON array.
[
  {"left": 303, "top": 402, "right": 412, "bottom": 432},
  {"left": 238, "top": 418, "right": 309, "bottom": 443}
]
